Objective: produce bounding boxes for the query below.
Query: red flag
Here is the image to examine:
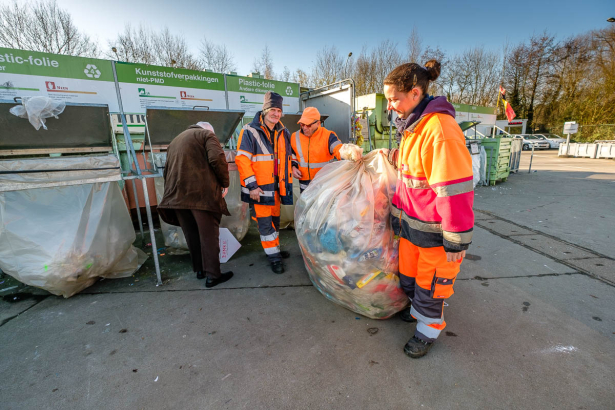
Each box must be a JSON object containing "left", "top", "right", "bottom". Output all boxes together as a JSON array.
[
  {"left": 503, "top": 100, "right": 516, "bottom": 122},
  {"left": 499, "top": 85, "right": 516, "bottom": 122}
]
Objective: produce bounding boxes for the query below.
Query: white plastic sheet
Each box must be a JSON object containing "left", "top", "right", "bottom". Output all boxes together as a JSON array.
[
  {"left": 0, "top": 155, "right": 121, "bottom": 192},
  {"left": 295, "top": 150, "right": 408, "bottom": 319},
  {"left": 10, "top": 96, "right": 66, "bottom": 130},
  {"left": 0, "top": 182, "right": 147, "bottom": 298}
]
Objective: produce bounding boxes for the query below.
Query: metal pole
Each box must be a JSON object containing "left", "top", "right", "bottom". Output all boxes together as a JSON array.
[
  {"left": 111, "top": 61, "right": 162, "bottom": 285},
  {"left": 566, "top": 132, "right": 571, "bottom": 156},
  {"left": 141, "top": 178, "right": 162, "bottom": 286},
  {"left": 528, "top": 143, "right": 535, "bottom": 173},
  {"left": 110, "top": 63, "right": 145, "bottom": 242},
  {"left": 223, "top": 74, "right": 230, "bottom": 110}
]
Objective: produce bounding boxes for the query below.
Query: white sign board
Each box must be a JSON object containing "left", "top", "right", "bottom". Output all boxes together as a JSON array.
[
  {"left": 219, "top": 228, "right": 241, "bottom": 263},
  {"left": 564, "top": 121, "right": 578, "bottom": 134}
]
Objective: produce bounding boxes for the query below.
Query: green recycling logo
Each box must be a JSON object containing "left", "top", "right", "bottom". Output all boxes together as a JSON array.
[
  {"left": 285, "top": 86, "right": 293, "bottom": 96},
  {"left": 84, "top": 64, "right": 101, "bottom": 79}
]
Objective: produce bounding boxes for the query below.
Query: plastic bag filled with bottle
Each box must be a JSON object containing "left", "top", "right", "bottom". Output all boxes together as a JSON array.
[{"left": 294, "top": 149, "right": 408, "bottom": 319}]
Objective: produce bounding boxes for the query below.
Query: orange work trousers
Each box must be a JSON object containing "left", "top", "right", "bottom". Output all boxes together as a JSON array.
[
  {"left": 250, "top": 192, "right": 281, "bottom": 262},
  {"left": 398, "top": 238, "right": 462, "bottom": 342}
]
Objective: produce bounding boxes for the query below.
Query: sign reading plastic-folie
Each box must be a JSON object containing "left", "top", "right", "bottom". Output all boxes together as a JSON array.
[
  {"left": 226, "top": 75, "right": 300, "bottom": 117},
  {"left": 0, "top": 47, "right": 118, "bottom": 110},
  {"left": 115, "top": 62, "right": 226, "bottom": 114}
]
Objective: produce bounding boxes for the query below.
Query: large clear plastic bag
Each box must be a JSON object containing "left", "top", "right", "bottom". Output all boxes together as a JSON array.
[
  {"left": 294, "top": 149, "right": 408, "bottom": 319},
  {"left": 154, "top": 150, "right": 250, "bottom": 254},
  {"left": 221, "top": 150, "right": 250, "bottom": 240},
  {"left": 10, "top": 96, "right": 66, "bottom": 130},
  {"left": 0, "top": 182, "right": 147, "bottom": 298}
]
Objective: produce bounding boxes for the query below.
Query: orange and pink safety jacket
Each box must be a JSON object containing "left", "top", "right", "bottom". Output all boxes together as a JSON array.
[{"left": 391, "top": 96, "right": 474, "bottom": 252}]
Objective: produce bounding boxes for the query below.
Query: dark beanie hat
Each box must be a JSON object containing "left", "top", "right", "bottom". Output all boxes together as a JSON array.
[{"left": 262, "top": 91, "right": 283, "bottom": 111}]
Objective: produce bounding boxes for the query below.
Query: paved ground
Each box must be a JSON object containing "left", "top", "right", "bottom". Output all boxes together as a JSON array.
[{"left": 1, "top": 150, "right": 614, "bottom": 409}]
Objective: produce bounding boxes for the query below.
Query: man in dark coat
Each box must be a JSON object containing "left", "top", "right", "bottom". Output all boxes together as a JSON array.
[{"left": 158, "top": 122, "right": 234, "bottom": 288}]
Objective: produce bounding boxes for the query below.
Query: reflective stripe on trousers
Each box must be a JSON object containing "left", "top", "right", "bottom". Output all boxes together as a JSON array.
[
  {"left": 250, "top": 192, "right": 281, "bottom": 262},
  {"left": 398, "top": 238, "right": 461, "bottom": 342}
]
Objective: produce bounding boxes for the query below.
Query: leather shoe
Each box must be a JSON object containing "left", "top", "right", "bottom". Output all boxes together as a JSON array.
[
  {"left": 196, "top": 271, "right": 205, "bottom": 280},
  {"left": 280, "top": 250, "right": 290, "bottom": 259},
  {"left": 403, "top": 336, "right": 434, "bottom": 359},
  {"left": 399, "top": 306, "right": 417, "bottom": 323},
  {"left": 205, "top": 271, "right": 234, "bottom": 288},
  {"left": 271, "top": 261, "right": 285, "bottom": 274}
]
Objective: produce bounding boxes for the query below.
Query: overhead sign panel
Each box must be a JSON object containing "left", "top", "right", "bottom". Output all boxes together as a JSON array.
[
  {"left": 115, "top": 62, "right": 227, "bottom": 114},
  {"left": 226, "top": 75, "right": 299, "bottom": 118},
  {"left": 0, "top": 47, "right": 118, "bottom": 110}
]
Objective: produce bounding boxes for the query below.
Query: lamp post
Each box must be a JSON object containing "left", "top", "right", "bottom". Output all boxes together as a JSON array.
[{"left": 343, "top": 52, "right": 353, "bottom": 79}]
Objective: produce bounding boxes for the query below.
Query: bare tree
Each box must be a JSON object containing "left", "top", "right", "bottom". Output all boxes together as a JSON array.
[
  {"left": 349, "top": 41, "right": 403, "bottom": 95},
  {"left": 152, "top": 27, "right": 201, "bottom": 69},
  {"left": 406, "top": 26, "right": 422, "bottom": 63},
  {"left": 311, "top": 45, "right": 346, "bottom": 87},
  {"left": 0, "top": 0, "right": 99, "bottom": 57},
  {"left": 108, "top": 24, "right": 158, "bottom": 64},
  {"left": 291, "top": 68, "right": 311, "bottom": 87},
  {"left": 252, "top": 46, "right": 275, "bottom": 79},
  {"left": 109, "top": 25, "right": 201, "bottom": 69},
  {"left": 278, "top": 66, "right": 291, "bottom": 82},
  {"left": 199, "top": 37, "right": 236, "bottom": 73}
]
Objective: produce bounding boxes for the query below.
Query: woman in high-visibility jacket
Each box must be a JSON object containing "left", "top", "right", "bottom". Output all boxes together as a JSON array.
[
  {"left": 290, "top": 107, "right": 342, "bottom": 192},
  {"left": 384, "top": 60, "right": 474, "bottom": 358},
  {"left": 236, "top": 92, "right": 293, "bottom": 274}
]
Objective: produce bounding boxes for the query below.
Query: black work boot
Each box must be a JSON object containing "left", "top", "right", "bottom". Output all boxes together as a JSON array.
[
  {"left": 403, "top": 336, "right": 434, "bottom": 359},
  {"left": 271, "top": 261, "right": 285, "bottom": 274},
  {"left": 280, "top": 250, "right": 290, "bottom": 259},
  {"left": 399, "top": 306, "right": 417, "bottom": 323},
  {"left": 205, "top": 271, "right": 234, "bottom": 288},
  {"left": 196, "top": 271, "right": 205, "bottom": 280}
]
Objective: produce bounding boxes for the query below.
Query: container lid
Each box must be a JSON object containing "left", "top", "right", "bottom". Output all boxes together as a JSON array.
[{"left": 145, "top": 107, "right": 244, "bottom": 146}]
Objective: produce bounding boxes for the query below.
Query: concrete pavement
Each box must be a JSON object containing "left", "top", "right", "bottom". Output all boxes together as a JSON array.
[{"left": 1, "top": 149, "right": 614, "bottom": 409}]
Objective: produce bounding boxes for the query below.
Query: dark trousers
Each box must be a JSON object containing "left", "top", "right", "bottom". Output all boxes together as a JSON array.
[{"left": 175, "top": 209, "right": 222, "bottom": 279}]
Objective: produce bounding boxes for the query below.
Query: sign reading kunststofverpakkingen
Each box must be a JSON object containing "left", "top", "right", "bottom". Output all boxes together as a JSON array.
[
  {"left": 452, "top": 103, "right": 497, "bottom": 124},
  {"left": 115, "top": 62, "right": 226, "bottom": 114},
  {"left": 0, "top": 47, "right": 119, "bottom": 110},
  {"left": 226, "top": 75, "right": 299, "bottom": 118}
]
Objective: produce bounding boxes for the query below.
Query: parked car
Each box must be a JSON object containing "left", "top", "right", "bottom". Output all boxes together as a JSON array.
[
  {"left": 532, "top": 134, "right": 559, "bottom": 149},
  {"left": 544, "top": 134, "right": 567, "bottom": 148},
  {"left": 513, "top": 135, "right": 551, "bottom": 150}
]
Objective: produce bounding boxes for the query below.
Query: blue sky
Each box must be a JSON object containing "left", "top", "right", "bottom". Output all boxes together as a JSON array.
[{"left": 27, "top": 0, "right": 615, "bottom": 76}]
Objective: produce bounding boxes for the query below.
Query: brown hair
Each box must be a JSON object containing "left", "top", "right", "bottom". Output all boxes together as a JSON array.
[{"left": 384, "top": 60, "right": 441, "bottom": 94}]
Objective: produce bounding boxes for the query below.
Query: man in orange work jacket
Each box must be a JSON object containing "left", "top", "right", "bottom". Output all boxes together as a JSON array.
[
  {"left": 236, "top": 92, "right": 294, "bottom": 274},
  {"left": 290, "top": 107, "right": 342, "bottom": 193}
]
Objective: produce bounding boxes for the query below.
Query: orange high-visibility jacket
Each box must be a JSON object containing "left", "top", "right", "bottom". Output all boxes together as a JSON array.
[
  {"left": 391, "top": 97, "right": 474, "bottom": 252},
  {"left": 236, "top": 112, "right": 293, "bottom": 206},
  {"left": 290, "top": 126, "right": 342, "bottom": 187}
]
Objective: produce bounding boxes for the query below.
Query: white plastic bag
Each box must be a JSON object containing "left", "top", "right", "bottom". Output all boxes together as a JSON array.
[
  {"left": 0, "top": 182, "right": 147, "bottom": 298},
  {"left": 10, "top": 96, "right": 66, "bottom": 130},
  {"left": 294, "top": 150, "right": 408, "bottom": 319}
]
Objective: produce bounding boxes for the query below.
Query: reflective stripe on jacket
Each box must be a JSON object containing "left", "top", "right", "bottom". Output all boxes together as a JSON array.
[
  {"left": 236, "top": 112, "right": 293, "bottom": 206},
  {"left": 391, "top": 109, "right": 474, "bottom": 252},
  {"left": 290, "top": 126, "right": 342, "bottom": 185}
]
